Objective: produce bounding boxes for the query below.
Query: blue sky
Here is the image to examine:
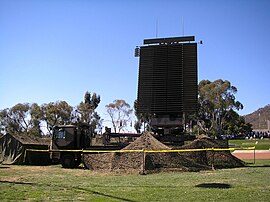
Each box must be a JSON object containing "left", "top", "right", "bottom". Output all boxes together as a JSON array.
[{"left": 1, "top": 0, "right": 270, "bottom": 126}]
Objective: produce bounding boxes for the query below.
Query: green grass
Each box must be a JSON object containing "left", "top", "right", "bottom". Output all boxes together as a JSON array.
[
  {"left": 244, "top": 159, "right": 270, "bottom": 166},
  {"left": 229, "top": 139, "right": 270, "bottom": 150},
  {"left": 1, "top": 162, "right": 270, "bottom": 202}
]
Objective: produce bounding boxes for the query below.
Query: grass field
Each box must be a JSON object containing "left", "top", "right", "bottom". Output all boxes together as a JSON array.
[
  {"left": 229, "top": 139, "right": 270, "bottom": 150},
  {"left": 1, "top": 160, "right": 270, "bottom": 202}
]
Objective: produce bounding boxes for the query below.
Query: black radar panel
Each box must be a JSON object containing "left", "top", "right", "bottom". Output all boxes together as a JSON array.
[{"left": 136, "top": 36, "right": 198, "bottom": 118}]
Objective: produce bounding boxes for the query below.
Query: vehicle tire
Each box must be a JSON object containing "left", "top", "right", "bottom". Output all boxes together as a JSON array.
[
  {"left": 61, "top": 154, "right": 75, "bottom": 168},
  {"left": 74, "top": 155, "right": 82, "bottom": 168}
]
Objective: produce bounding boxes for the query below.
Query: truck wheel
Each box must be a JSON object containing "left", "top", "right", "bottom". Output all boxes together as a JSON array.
[
  {"left": 74, "top": 156, "right": 82, "bottom": 168},
  {"left": 61, "top": 154, "right": 75, "bottom": 168}
]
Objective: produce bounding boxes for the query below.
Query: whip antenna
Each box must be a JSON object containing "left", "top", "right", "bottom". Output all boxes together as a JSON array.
[
  {"left": 182, "top": 16, "right": 184, "bottom": 36},
  {"left": 156, "top": 19, "right": 158, "bottom": 38}
]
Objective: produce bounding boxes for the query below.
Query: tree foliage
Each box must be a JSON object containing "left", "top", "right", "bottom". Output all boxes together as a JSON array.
[
  {"left": 0, "top": 103, "right": 42, "bottom": 136},
  {"left": 222, "top": 110, "right": 252, "bottom": 136},
  {"left": 76, "top": 91, "right": 101, "bottom": 134},
  {"left": 133, "top": 99, "right": 151, "bottom": 133},
  {"left": 76, "top": 92, "right": 100, "bottom": 123},
  {"left": 106, "top": 99, "right": 133, "bottom": 133},
  {"left": 41, "top": 101, "right": 73, "bottom": 134},
  {"left": 0, "top": 91, "right": 102, "bottom": 137},
  {"left": 198, "top": 79, "right": 245, "bottom": 137}
]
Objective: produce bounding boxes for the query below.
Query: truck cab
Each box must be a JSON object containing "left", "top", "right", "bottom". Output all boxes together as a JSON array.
[{"left": 51, "top": 125, "right": 90, "bottom": 168}]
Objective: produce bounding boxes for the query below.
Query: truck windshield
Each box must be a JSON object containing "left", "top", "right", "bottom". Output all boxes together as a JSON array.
[{"left": 54, "top": 129, "right": 65, "bottom": 139}]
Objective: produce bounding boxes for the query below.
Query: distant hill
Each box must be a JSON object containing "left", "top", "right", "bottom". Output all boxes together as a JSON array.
[{"left": 244, "top": 104, "right": 270, "bottom": 130}]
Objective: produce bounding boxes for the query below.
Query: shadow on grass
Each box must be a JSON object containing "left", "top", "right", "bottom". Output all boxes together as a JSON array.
[
  {"left": 76, "top": 187, "right": 138, "bottom": 202},
  {"left": 0, "top": 166, "right": 10, "bottom": 169},
  {"left": 0, "top": 180, "right": 34, "bottom": 185},
  {"left": 195, "top": 183, "right": 232, "bottom": 189},
  {"left": 0, "top": 180, "right": 137, "bottom": 202},
  {"left": 247, "top": 165, "right": 270, "bottom": 168},
  {"left": 245, "top": 163, "right": 270, "bottom": 168}
]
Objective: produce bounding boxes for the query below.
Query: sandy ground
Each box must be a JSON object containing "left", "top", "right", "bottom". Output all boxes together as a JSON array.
[{"left": 232, "top": 150, "right": 270, "bottom": 160}]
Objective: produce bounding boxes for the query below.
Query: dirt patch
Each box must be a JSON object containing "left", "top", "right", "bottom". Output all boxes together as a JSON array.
[
  {"left": 83, "top": 133, "right": 244, "bottom": 173},
  {"left": 232, "top": 150, "right": 270, "bottom": 160}
]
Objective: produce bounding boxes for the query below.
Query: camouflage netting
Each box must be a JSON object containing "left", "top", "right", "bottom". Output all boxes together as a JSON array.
[
  {"left": 83, "top": 132, "right": 244, "bottom": 173},
  {"left": 179, "top": 138, "right": 245, "bottom": 168}
]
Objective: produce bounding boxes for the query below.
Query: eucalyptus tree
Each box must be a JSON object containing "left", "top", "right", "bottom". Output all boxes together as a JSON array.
[
  {"left": 222, "top": 109, "right": 252, "bottom": 136},
  {"left": 0, "top": 108, "right": 9, "bottom": 134},
  {"left": 0, "top": 103, "right": 42, "bottom": 136},
  {"left": 198, "top": 79, "right": 243, "bottom": 137},
  {"left": 41, "top": 101, "right": 73, "bottom": 134},
  {"left": 133, "top": 99, "right": 151, "bottom": 133},
  {"left": 106, "top": 99, "right": 133, "bottom": 133},
  {"left": 76, "top": 91, "right": 101, "bottom": 134},
  {"left": 29, "top": 103, "right": 44, "bottom": 136}
]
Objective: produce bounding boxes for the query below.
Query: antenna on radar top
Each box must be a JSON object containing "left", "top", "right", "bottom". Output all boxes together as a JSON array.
[
  {"left": 156, "top": 19, "right": 158, "bottom": 38},
  {"left": 182, "top": 16, "right": 184, "bottom": 36}
]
